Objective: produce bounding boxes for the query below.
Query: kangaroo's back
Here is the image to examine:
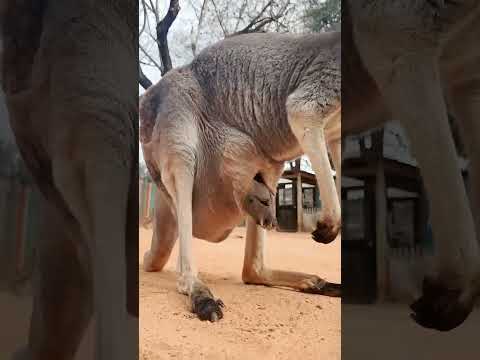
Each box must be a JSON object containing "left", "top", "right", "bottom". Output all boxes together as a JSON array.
[
  {"left": 191, "top": 32, "right": 339, "bottom": 121},
  {"left": 140, "top": 32, "right": 340, "bottom": 162},
  {"left": 190, "top": 32, "right": 340, "bottom": 159}
]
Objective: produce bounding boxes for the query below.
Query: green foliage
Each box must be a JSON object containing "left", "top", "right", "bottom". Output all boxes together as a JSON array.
[{"left": 305, "top": 0, "right": 340, "bottom": 32}]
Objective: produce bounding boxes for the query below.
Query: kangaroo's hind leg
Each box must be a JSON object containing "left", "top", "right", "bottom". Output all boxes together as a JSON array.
[
  {"left": 157, "top": 116, "right": 224, "bottom": 322},
  {"left": 242, "top": 216, "right": 341, "bottom": 296},
  {"left": 450, "top": 82, "right": 480, "bottom": 297},
  {"left": 143, "top": 189, "right": 178, "bottom": 272},
  {"left": 12, "top": 199, "right": 93, "bottom": 360}
]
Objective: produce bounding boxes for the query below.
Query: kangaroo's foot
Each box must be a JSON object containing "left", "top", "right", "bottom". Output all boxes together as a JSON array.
[
  {"left": 301, "top": 276, "right": 342, "bottom": 297},
  {"left": 190, "top": 282, "right": 225, "bottom": 322},
  {"left": 410, "top": 276, "right": 474, "bottom": 331},
  {"left": 312, "top": 220, "right": 340, "bottom": 244}
]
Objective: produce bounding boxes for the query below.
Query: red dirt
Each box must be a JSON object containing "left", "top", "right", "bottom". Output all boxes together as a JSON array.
[{"left": 139, "top": 227, "right": 341, "bottom": 360}]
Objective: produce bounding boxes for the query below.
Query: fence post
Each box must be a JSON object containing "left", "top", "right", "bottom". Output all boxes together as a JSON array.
[
  {"left": 14, "top": 184, "right": 27, "bottom": 275},
  {"left": 376, "top": 159, "right": 388, "bottom": 301},
  {"left": 149, "top": 184, "right": 156, "bottom": 217},
  {"left": 24, "top": 187, "right": 42, "bottom": 276},
  {"left": 139, "top": 178, "right": 144, "bottom": 221},
  {"left": 145, "top": 181, "right": 150, "bottom": 220},
  {"left": 139, "top": 178, "right": 142, "bottom": 215}
]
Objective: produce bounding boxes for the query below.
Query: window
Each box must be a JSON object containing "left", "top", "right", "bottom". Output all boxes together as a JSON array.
[
  {"left": 303, "top": 188, "right": 315, "bottom": 208},
  {"left": 279, "top": 187, "right": 293, "bottom": 206}
]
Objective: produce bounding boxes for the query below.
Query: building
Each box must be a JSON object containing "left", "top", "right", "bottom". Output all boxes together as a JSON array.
[
  {"left": 342, "top": 121, "right": 469, "bottom": 303},
  {"left": 276, "top": 157, "right": 325, "bottom": 233}
]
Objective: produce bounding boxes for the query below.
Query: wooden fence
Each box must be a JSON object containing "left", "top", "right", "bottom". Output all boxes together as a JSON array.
[
  {"left": 139, "top": 176, "right": 157, "bottom": 227},
  {"left": 302, "top": 207, "right": 321, "bottom": 232},
  {"left": 0, "top": 177, "right": 41, "bottom": 291},
  {"left": 387, "top": 245, "right": 434, "bottom": 301}
]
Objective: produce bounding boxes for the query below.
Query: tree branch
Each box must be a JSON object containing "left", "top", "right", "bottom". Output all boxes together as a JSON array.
[
  {"left": 148, "top": 0, "right": 159, "bottom": 23},
  {"left": 139, "top": 65, "right": 153, "bottom": 90},
  {"left": 232, "top": 0, "right": 291, "bottom": 36},
  {"left": 139, "top": 43, "right": 163, "bottom": 72},
  {"left": 139, "top": 0, "right": 148, "bottom": 37},
  {"left": 156, "top": 0, "right": 180, "bottom": 75},
  {"left": 248, "top": 0, "right": 275, "bottom": 29},
  {"left": 210, "top": 0, "right": 228, "bottom": 36},
  {"left": 188, "top": 0, "right": 202, "bottom": 20},
  {"left": 233, "top": 0, "right": 249, "bottom": 32},
  {"left": 191, "top": 0, "right": 209, "bottom": 56}
]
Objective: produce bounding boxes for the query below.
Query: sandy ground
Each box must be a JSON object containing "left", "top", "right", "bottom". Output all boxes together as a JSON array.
[
  {"left": 0, "top": 291, "right": 96, "bottom": 359},
  {"left": 0, "top": 291, "right": 33, "bottom": 358},
  {"left": 343, "top": 303, "right": 480, "bottom": 360},
  {"left": 139, "top": 226, "right": 341, "bottom": 360},
  {"left": 3, "top": 226, "right": 479, "bottom": 359}
]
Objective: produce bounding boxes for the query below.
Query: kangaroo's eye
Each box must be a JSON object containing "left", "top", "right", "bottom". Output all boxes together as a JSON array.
[
  {"left": 259, "top": 199, "right": 270, "bottom": 207},
  {"left": 254, "top": 173, "right": 265, "bottom": 184}
]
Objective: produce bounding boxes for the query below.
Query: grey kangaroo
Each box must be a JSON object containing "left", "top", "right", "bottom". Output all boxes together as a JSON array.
[{"left": 140, "top": 31, "right": 342, "bottom": 322}]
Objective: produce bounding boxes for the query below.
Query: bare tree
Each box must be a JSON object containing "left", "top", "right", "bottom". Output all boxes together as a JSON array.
[
  {"left": 156, "top": 0, "right": 180, "bottom": 73},
  {"left": 190, "top": 0, "right": 296, "bottom": 43},
  {"left": 139, "top": 0, "right": 180, "bottom": 89},
  {"left": 139, "top": 0, "right": 298, "bottom": 89},
  {"left": 139, "top": 64, "right": 153, "bottom": 89},
  {"left": 189, "top": 0, "right": 209, "bottom": 56}
]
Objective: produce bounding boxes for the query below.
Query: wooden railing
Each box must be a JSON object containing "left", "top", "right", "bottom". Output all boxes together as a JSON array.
[
  {"left": 139, "top": 177, "right": 157, "bottom": 227},
  {"left": 0, "top": 177, "right": 41, "bottom": 291}
]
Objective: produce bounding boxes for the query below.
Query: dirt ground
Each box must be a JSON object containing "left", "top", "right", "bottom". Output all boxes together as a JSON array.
[
  {"left": 0, "top": 291, "right": 97, "bottom": 359},
  {"left": 343, "top": 303, "right": 480, "bottom": 360},
  {"left": 139, "top": 226, "right": 341, "bottom": 360},
  {"left": 3, "top": 226, "right": 479, "bottom": 359}
]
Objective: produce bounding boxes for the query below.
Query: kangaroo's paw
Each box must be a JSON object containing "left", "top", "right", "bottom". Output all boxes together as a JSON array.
[
  {"left": 410, "top": 276, "right": 473, "bottom": 331},
  {"left": 301, "top": 276, "right": 341, "bottom": 297},
  {"left": 190, "top": 283, "right": 224, "bottom": 322},
  {"left": 312, "top": 220, "right": 340, "bottom": 244}
]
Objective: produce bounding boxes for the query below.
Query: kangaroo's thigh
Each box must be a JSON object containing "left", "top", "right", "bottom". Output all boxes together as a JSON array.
[{"left": 143, "top": 189, "right": 178, "bottom": 272}]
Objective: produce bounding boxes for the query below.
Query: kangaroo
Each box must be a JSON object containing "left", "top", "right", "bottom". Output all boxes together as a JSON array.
[
  {"left": 140, "top": 31, "right": 342, "bottom": 321},
  {"left": 343, "top": 0, "right": 480, "bottom": 331},
  {"left": 2, "top": 1, "right": 138, "bottom": 358}
]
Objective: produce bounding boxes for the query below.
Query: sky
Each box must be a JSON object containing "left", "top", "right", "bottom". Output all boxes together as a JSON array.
[{"left": 139, "top": 0, "right": 198, "bottom": 95}]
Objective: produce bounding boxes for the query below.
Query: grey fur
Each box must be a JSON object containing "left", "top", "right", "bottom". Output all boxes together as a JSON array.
[
  {"left": 140, "top": 32, "right": 340, "bottom": 240},
  {"left": 141, "top": 32, "right": 340, "bottom": 157}
]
